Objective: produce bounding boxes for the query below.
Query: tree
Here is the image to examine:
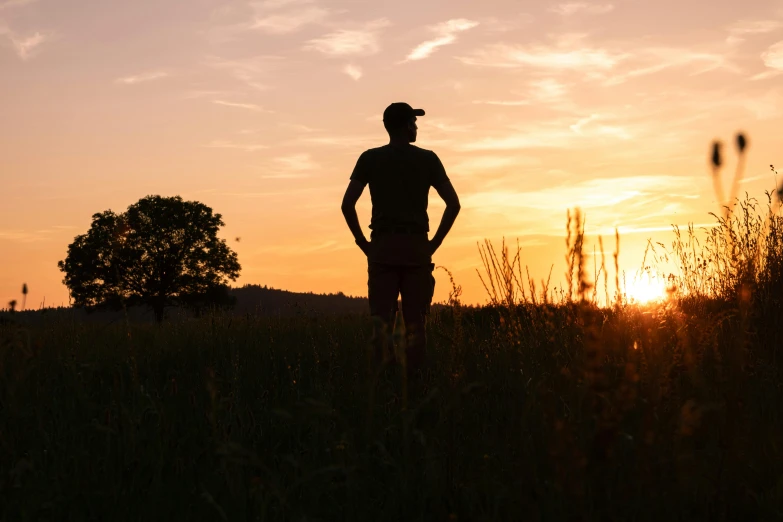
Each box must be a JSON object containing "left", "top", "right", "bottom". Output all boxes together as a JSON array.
[{"left": 58, "top": 195, "right": 241, "bottom": 322}]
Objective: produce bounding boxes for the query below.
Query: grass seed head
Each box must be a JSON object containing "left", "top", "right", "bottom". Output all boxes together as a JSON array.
[
  {"left": 711, "top": 141, "right": 722, "bottom": 169},
  {"left": 736, "top": 133, "right": 747, "bottom": 153}
]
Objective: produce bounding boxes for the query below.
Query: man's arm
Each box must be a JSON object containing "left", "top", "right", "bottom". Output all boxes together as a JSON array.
[
  {"left": 430, "top": 179, "right": 461, "bottom": 253},
  {"left": 341, "top": 180, "right": 370, "bottom": 254}
]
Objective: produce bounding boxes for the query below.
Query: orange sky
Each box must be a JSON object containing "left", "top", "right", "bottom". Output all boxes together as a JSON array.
[{"left": 1, "top": 0, "right": 782, "bottom": 308}]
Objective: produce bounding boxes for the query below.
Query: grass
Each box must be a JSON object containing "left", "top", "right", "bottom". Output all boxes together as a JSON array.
[{"left": 1, "top": 140, "right": 782, "bottom": 521}]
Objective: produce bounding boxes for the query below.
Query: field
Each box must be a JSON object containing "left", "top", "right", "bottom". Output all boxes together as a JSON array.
[{"left": 2, "top": 189, "right": 783, "bottom": 520}]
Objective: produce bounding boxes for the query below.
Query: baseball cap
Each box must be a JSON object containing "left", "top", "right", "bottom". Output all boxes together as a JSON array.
[{"left": 382, "top": 102, "right": 425, "bottom": 128}]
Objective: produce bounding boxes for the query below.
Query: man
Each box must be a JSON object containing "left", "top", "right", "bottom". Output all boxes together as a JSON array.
[{"left": 341, "top": 102, "right": 461, "bottom": 375}]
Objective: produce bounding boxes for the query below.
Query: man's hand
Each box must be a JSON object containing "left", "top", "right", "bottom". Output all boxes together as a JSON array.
[
  {"left": 428, "top": 238, "right": 442, "bottom": 256},
  {"left": 356, "top": 238, "right": 371, "bottom": 256}
]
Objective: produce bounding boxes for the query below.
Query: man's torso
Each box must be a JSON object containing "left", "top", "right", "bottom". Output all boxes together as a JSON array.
[{"left": 351, "top": 144, "right": 449, "bottom": 266}]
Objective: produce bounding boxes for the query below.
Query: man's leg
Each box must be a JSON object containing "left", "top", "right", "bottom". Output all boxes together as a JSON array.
[
  {"left": 400, "top": 263, "right": 436, "bottom": 374},
  {"left": 368, "top": 262, "right": 401, "bottom": 364}
]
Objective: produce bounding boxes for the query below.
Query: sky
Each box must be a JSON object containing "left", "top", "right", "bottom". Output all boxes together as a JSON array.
[{"left": 1, "top": 0, "right": 783, "bottom": 309}]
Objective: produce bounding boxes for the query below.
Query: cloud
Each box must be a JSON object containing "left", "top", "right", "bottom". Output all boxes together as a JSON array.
[
  {"left": 0, "top": 27, "right": 48, "bottom": 60},
  {"left": 761, "top": 40, "right": 783, "bottom": 69},
  {"left": 274, "top": 153, "right": 319, "bottom": 171},
  {"left": 297, "top": 134, "right": 378, "bottom": 148},
  {"left": 115, "top": 71, "right": 169, "bottom": 85},
  {"left": 597, "top": 48, "right": 736, "bottom": 85},
  {"left": 252, "top": 239, "right": 343, "bottom": 256},
  {"left": 473, "top": 79, "right": 569, "bottom": 107},
  {"left": 207, "top": 55, "right": 283, "bottom": 91},
  {"left": 462, "top": 175, "right": 698, "bottom": 215},
  {"left": 459, "top": 114, "right": 632, "bottom": 151},
  {"left": 184, "top": 89, "right": 239, "bottom": 99},
  {"left": 459, "top": 39, "right": 622, "bottom": 70},
  {"left": 213, "top": 99, "right": 270, "bottom": 112},
  {"left": 458, "top": 131, "right": 571, "bottom": 151},
  {"left": 424, "top": 119, "right": 474, "bottom": 132},
  {"left": 0, "top": 0, "right": 37, "bottom": 9},
  {"left": 569, "top": 114, "right": 631, "bottom": 139},
  {"left": 250, "top": 6, "right": 329, "bottom": 34},
  {"left": 460, "top": 34, "right": 735, "bottom": 87},
  {"left": 304, "top": 18, "right": 390, "bottom": 57},
  {"left": 253, "top": 0, "right": 315, "bottom": 9},
  {"left": 550, "top": 3, "right": 614, "bottom": 15},
  {"left": 405, "top": 18, "right": 479, "bottom": 61},
  {"left": 472, "top": 99, "right": 530, "bottom": 106},
  {"left": 529, "top": 78, "right": 569, "bottom": 100},
  {"left": 343, "top": 63, "right": 362, "bottom": 80},
  {"left": 726, "top": 20, "right": 783, "bottom": 46},
  {"left": 749, "top": 41, "right": 783, "bottom": 80},
  {"left": 449, "top": 155, "right": 539, "bottom": 176},
  {"left": 204, "top": 140, "right": 269, "bottom": 152},
  {"left": 0, "top": 227, "right": 55, "bottom": 243}
]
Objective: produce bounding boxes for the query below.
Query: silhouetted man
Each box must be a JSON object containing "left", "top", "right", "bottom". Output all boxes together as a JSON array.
[{"left": 341, "top": 102, "right": 461, "bottom": 375}]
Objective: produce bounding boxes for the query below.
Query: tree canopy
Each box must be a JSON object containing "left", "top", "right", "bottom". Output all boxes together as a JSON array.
[{"left": 58, "top": 195, "right": 241, "bottom": 322}]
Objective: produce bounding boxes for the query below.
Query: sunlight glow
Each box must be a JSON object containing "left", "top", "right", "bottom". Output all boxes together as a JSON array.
[{"left": 625, "top": 272, "right": 667, "bottom": 304}]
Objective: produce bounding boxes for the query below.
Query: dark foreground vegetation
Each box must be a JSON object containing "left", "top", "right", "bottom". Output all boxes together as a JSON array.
[{"left": 1, "top": 290, "right": 782, "bottom": 521}]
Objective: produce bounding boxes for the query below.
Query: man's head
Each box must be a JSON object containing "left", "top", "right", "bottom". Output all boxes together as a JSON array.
[{"left": 383, "top": 102, "right": 425, "bottom": 143}]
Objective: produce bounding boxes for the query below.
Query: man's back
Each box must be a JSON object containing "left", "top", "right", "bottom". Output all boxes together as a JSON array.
[{"left": 350, "top": 144, "right": 449, "bottom": 234}]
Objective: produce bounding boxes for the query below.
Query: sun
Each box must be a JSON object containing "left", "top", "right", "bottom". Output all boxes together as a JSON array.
[{"left": 625, "top": 272, "right": 667, "bottom": 304}]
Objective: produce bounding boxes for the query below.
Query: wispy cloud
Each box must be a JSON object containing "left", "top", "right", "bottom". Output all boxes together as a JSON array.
[
  {"left": 0, "top": 0, "right": 37, "bottom": 9},
  {"left": 472, "top": 99, "right": 530, "bottom": 106},
  {"left": 204, "top": 140, "right": 269, "bottom": 152},
  {"left": 0, "top": 227, "right": 55, "bottom": 243},
  {"left": 405, "top": 18, "right": 479, "bottom": 61},
  {"left": 424, "top": 119, "right": 474, "bottom": 132},
  {"left": 449, "top": 155, "right": 539, "bottom": 176},
  {"left": 458, "top": 113, "right": 634, "bottom": 151},
  {"left": 458, "top": 130, "right": 571, "bottom": 151},
  {"left": 753, "top": 40, "right": 783, "bottom": 80},
  {"left": 115, "top": 71, "right": 169, "bottom": 85},
  {"left": 726, "top": 20, "right": 783, "bottom": 46},
  {"left": 343, "top": 63, "right": 362, "bottom": 80},
  {"left": 274, "top": 153, "right": 319, "bottom": 171},
  {"left": 252, "top": 239, "right": 343, "bottom": 256},
  {"left": 250, "top": 4, "right": 329, "bottom": 34},
  {"left": 569, "top": 114, "right": 631, "bottom": 139},
  {"left": 472, "top": 79, "right": 570, "bottom": 109},
  {"left": 184, "top": 89, "right": 240, "bottom": 99},
  {"left": 550, "top": 3, "right": 614, "bottom": 15},
  {"left": 213, "top": 99, "right": 270, "bottom": 112},
  {"left": 459, "top": 37, "right": 622, "bottom": 70},
  {"left": 304, "top": 18, "right": 390, "bottom": 56},
  {"left": 0, "top": 27, "right": 48, "bottom": 60},
  {"left": 297, "top": 134, "right": 378, "bottom": 148},
  {"left": 600, "top": 48, "right": 736, "bottom": 85},
  {"left": 462, "top": 175, "right": 698, "bottom": 216},
  {"left": 207, "top": 55, "right": 282, "bottom": 91}
]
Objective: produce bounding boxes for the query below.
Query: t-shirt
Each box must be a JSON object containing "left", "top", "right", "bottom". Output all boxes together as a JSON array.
[{"left": 350, "top": 144, "right": 450, "bottom": 233}]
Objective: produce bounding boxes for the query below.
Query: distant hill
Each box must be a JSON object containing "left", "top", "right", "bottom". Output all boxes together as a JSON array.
[
  {"left": 1, "top": 285, "right": 370, "bottom": 324},
  {"left": 231, "top": 284, "right": 368, "bottom": 316}
]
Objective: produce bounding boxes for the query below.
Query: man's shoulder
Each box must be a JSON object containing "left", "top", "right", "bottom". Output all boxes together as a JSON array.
[
  {"left": 407, "top": 144, "right": 436, "bottom": 156},
  {"left": 360, "top": 146, "right": 389, "bottom": 157}
]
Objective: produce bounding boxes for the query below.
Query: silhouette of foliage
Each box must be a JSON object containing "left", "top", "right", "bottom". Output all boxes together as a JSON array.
[{"left": 57, "top": 195, "right": 240, "bottom": 322}]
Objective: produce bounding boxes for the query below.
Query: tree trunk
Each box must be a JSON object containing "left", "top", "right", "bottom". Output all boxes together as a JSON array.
[{"left": 152, "top": 297, "right": 165, "bottom": 323}]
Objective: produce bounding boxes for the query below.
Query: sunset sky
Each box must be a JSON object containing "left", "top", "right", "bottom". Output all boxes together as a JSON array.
[{"left": 2, "top": 0, "right": 782, "bottom": 308}]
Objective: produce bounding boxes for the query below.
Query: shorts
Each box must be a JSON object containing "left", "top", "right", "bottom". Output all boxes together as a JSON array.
[{"left": 367, "top": 262, "right": 436, "bottom": 319}]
